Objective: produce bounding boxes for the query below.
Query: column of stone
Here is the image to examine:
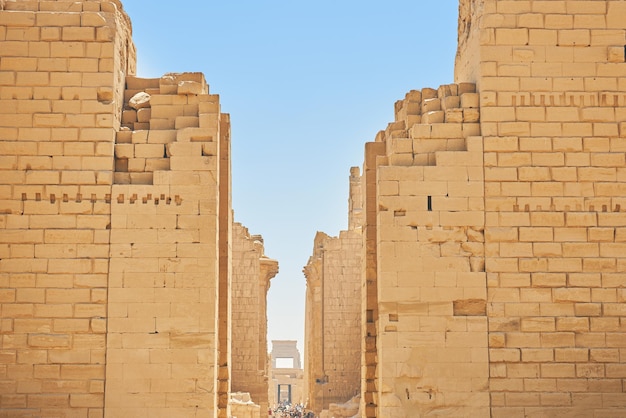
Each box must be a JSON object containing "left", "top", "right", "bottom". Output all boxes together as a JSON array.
[{"left": 0, "top": 2, "right": 132, "bottom": 417}]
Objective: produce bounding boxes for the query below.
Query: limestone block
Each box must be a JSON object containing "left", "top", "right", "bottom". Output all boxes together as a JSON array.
[
  {"left": 127, "top": 158, "right": 145, "bottom": 172},
  {"left": 422, "top": 98, "right": 441, "bottom": 113},
  {"left": 122, "top": 109, "right": 137, "bottom": 125},
  {"left": 458, "top": 83, "right": 476, "bottom": 94},
  {"left": 137, "top": 108, "right": 151, "bottom": 123},
  {"left": 148, "top": 130, "right": 176, "bottom": 144},
  {"left": 131, "top": 130, "right": 148, "bottom": 144},
  {"left": 150, "top": 119, "right": 175, "bottom": 130},
  {"left": 134, "top": 144, "right": 165, "bottom": 159},
  {"left": 388, "top": 153, "right": 413, "bottom": 166},
  {"left": 166, "top": 142, "right": 203, "bottom": 157},
  {"left": 178, "top": 81, "right": 205, "bottom": 95},
  {"left": 463, "top": 109, "right": 480, "bottom": 123},
  {"left": 169, "top": 156, "right": 216, "bottom": 171},
  {"left": 421, "top": 88, "right": 437, "bottom": 100},
  {"left": 608, "top": 46, "right": 626, "bottom": 63},
  {"left": 128, "top": 92, "right": 151, "bottom": 110},
  {"left": 445, "top": 108, "right": 464, "bottom": 123},
  {"left": 406, "top": 115, "right": 421, "bottom": 128},
  {"left": 175, "top": 116, "right": 200, "bottom": 129},
  {"left": 81, "top": 11, "right": 108, "bottom": 27},
  {"left": 159, "top": 75, "right": 179, "bottom": 95},
  {"left": 62, "top": 26, "right": 96, "bottom": 42},
  {"left": 150, "top": 94, "right": 174, "bottom": 106},
  {"left": 177, "top": 127, "right": 213, "bottom": 142},
  {"left": 461, "top": 93, "right": 479, "bottom": 108},
  {"left": 133, "top": 122, "right": 150, "bottom": 131},
  {"left": 438, "top": 84, "right": 458, "bottom": 98},
  {"left": 199, "top": 101, "right": 220, "bottom": 114},
  {"left": 441, "top": 95, "right": 460, "bottom": 111},
  {"left": 422, "top": 111, "right": 445, "bottom": 124},
  {"left": 126, "top": 76, "right": 160, "bottom": 90},
  {"left": 430, "top": 123, "right": 463, "bottom": 139},
  {"left": 199, "top": 113, "right": 219, "bottom": 130},
  {"left": 127, "top": 173, "right": 152, "bottom": 184},
  {"left": 151, "top": 104, "right": 185, "bottom": 119}
]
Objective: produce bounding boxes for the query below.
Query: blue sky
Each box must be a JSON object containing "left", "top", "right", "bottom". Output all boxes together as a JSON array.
[{"left": 121, "top": 0, "right": 459, "bottom": 356}]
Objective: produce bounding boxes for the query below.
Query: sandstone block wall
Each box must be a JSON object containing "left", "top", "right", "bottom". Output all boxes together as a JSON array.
[
  {"left": 0, "top": 2, "right": 233, "bottom": 417},
  {"left": 0, "top": 2, "right": 133, "bottom": 417},
  {"left": 458, "top": 0, "right": 626, "bottom": 416},
  {"left": 354, "top": 0, "right": 626, "bottom": 417},
  {"left": 105, "top": 71, "right": 230, "bottom": 418},
  {"left": 231, "top": 223, "right": 278, "bottom": 415},
  {"left": 362, "top": 82, "right": 490, "bottom": 417},
  {"left": 304, "top": 168, "right": 363, "bottom": 414}
]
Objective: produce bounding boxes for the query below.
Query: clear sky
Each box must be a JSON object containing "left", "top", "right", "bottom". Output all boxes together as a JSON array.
[{"left": 120, "top": 0, "right": 460, "bottom": 356}]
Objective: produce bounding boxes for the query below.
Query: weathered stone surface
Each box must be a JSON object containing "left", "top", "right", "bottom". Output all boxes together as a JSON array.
[{"left": 128, "top": 91, "right": 151, "bottom": 110}]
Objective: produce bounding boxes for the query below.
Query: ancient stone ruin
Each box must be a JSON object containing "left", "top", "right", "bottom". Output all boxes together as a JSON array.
[{"left": 2, "top": 0, "right": 626, "bottom": 417}]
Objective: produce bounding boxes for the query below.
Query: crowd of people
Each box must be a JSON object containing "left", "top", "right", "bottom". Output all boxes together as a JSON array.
[{"left": 270, "top": 401, "right": 314, "bottom": 418}]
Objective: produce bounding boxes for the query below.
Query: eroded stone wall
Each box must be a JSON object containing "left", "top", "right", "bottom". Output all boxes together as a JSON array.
[
  {"left": 231, "top": 223, "right": 278, "bottom": 415},
  {"left": 304, "top": 168, "right": 363, "bottom": 414},
  {"left": 362, "top": 82, "right": 489, "bottom": 417},
  {"left": 105, "top": 71, "right": 230, "bottom": 418}
]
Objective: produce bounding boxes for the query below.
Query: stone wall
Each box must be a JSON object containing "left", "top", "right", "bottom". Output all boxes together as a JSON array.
[
  {"left": 106, "top": 71, "right": 230, "bottom": 418},
  {"left": 231, "top": 223, "right": 278, "bottom": 415},
  {"left": 0, "top": 2, "right": 134, "bottom": 417},
  {"left": 461, "top": 1, "right": 626, "bottom": 416},
  {"left": 354, "top": 0, "right": 626, "bottom": 417},
  {"left": 0, "top": 1, "right": 233, "bottom": 417},
  {"left": 361, "top": 82, "right": 489, "bottom": 417},
  {"left": 304, "top": 168, "right": 363, "bottom": 414}
]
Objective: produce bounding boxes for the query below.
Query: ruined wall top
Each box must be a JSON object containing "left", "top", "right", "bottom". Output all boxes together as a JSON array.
[
  {"left": 1, "top": 0, "right": 133, "bottom": 31},
  {"left": 455, "top": 0, "right": 485, "bottom": 84}
]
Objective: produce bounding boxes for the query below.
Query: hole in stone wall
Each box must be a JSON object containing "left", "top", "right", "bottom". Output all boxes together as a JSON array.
[{"left": 427, "top": 196, "right": 432, "bottom": 211}]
